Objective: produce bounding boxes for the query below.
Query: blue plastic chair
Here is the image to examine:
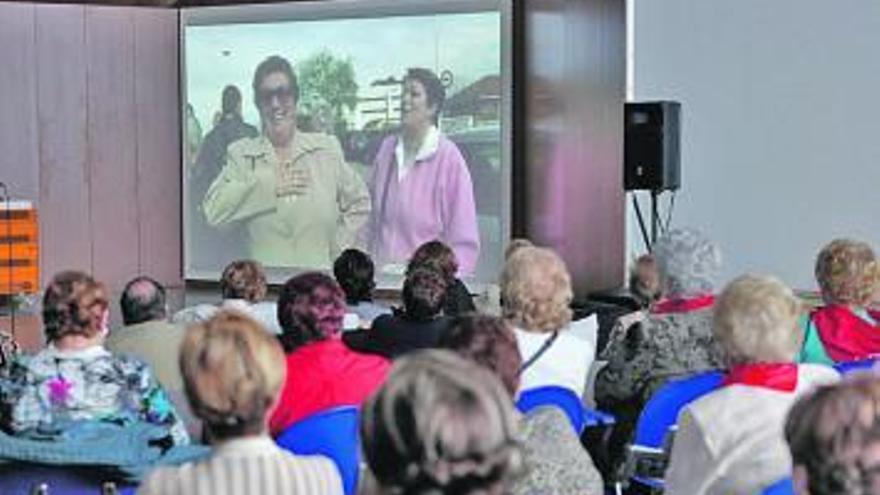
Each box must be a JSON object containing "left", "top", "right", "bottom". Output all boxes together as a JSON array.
[
  {"left": 835, "top": 358, "right": 877, "bottom": 374},
  {"left": 0, "top": 462, "right": 136, "bottom": 494},
  {"left": 625, "top": 370, "right": 725, "bottom": 490},
  {"left": 516, "top": 385, "right": 615, "bottom": 434},
  {"left": 762, "top": 477, "right": 795, "bottom": 495},
  {"left": 275, "top": 406, "right": 360, "bottom": 495}
]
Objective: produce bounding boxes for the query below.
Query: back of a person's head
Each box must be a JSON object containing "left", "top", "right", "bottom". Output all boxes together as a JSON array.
[
  {"left": 402, "top": 267, "right": 448, "bottom": 321},
  {"left": 120, "top": 276, "right": 167, "bottom": 326},
  {"left": 42, "top": 270, "right": 108, "bottom": 342},
  {"left": 361, "top": 350, "right": 523, "bottom": 495},
  {"left": 629, "top": 254, "right": 661, "bottom": 308},
  {"left": 503, "top": 238, "right": 533, "bottom": 261},
  {"left": 713, "top": 273, "right": 803, "bottom": 366},
  {"left": 653, "top": 228, "right": 722, "bottom": 298},
  {"left": 179, "top": 311, "right": 285, "bottom": 441},
  {"left": 276, "top": 272, "right": 346, "bottom": 353},
  {"left": 333, "top": 248, "right": 376, "bottom": 304},
  {"left": 407, "top": 240, "right": 458, "bottom": 284},
  {"left": 440, "top": 315, "right": 522, "bottom": 398},
  {"left": 815, "top": 238, "right": 880, "bottom": 307},
  {"left": 220, "top": 259, "right": 267, "bottom": 303},
  {"left": 786, "top": 375, "right": 880, "bottom": 495},
  {"left": 500, "top": 246, "right": 573, "bottom": 333}
]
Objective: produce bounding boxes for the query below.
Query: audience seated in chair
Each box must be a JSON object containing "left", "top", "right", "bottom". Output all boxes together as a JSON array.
[
  {"left": 344, "top": 267, "right": 453, "bottom": 359},
  {"left": 172, "top": 259, "right": 281, "bottom": 334},
  {"left": 0, "top": 271, "right": 188, "bottom": 445},
  {"left": 441, "top": 314, "right": 604, "bottom": 495},
  {"left": 106, "top": 276, "right": 198, "bottom": 437},
  {"left": 664, "top": 274, "right": 839, "bottom": 495},
  {"left": 785, "top": 373, "right": 880, "bottom": 495},
  {"left": 139, "top": 311, "right": 343, "bottom": 495},
  {"left": 595, "top": 228, "right": 725, "bottom": 475},
  {"left": 799, "top": 238, "right": 880, "bottom": 364},
  {"left": 360, "top": 350, "right": 524, "bottom": 495},
  {"left": 406, "top": 240, "right": 476, "bottom": 317},
  {"left": 501, "top": 246, "right": 597, "bottom": 396},
  {"left": 268, "top": 272, "right": 390, "bottom": 435},
  {"left": 333, "top": 248, "right": 391, "bottom": 330}
]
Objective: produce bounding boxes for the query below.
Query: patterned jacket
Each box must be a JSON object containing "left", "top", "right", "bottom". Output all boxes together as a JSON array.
[
  {"left": 594, "top": 308, "right": 724, "bottom": 473},
  {"left": 0, "top": 344, "right": 189, "bottom": 445}
]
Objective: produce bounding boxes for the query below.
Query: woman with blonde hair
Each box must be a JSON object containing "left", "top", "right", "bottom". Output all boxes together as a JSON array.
[
  {"left": 139, "top": 311, "right": 343, "bottom": 494},
  {"left": 500, "top": 246, "right": 596, "bottom": 395},
  {"left": 799, "top": 238, "right": 880, "bottom": 364},
  {"left": 665, "top": 274, "right": 839, "bottom": 495},
  {"left": 361, "top": 350, "right": 523, "bottom": 495}
]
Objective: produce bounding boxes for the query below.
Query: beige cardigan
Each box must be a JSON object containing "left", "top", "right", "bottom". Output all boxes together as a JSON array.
[{"left": 665, "top": 363, "right": 839, "bottom": 495}]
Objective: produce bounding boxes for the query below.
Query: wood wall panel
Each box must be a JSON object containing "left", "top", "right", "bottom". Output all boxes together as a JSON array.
[
  {"left": 135, "top": 8, "right": 183, "bottom": 294},
  {"left": 0, "top": 4, "right": 39, "bottom": 202},
  {"left": 35, "top": 5, "right": 91, "bottom": 282},
  {"left": 85, "top": 7, "right": 140, "bottom": 297}
]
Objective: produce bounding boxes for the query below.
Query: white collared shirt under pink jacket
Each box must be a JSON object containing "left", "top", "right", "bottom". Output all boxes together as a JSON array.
[{"left": 368, "top": 127, "right": 480, "bottom": 274}]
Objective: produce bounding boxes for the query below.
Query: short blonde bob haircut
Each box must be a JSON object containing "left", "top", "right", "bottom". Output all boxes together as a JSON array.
[
  {"left": 180, "top": 310, "right": 286, "bottom": 440},
  {"left": 713, "top": 274, "right": 804, "bottom": 366},
  {"left": 815, "top": 239, "right": 880, "bottom": 307},
  {"left": 501, "top": 246, "right": 573, "bottom": 333}
]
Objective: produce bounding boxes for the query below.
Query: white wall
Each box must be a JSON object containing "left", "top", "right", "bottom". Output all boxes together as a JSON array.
[{"left": 632, "top": 0, "right": 880, "bottom": 290}]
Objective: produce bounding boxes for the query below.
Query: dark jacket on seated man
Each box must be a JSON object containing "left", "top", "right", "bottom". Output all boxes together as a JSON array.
[{"left": 344, "top": 268, "right": 452, "bottom": 359}]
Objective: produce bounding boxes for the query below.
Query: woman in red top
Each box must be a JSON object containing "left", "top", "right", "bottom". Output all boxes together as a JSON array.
[{"left": 269, "top": 272, "right": 390, "bottom": 435}]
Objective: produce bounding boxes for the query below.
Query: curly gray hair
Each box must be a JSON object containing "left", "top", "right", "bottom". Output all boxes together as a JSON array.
[{"left": 653, "top": 228, "right": 722, "bottom": 298}]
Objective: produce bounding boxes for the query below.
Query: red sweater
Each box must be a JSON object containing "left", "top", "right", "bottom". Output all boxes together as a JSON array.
[{"left": 269, "top": 338, "right": 390, "bottom": 435}]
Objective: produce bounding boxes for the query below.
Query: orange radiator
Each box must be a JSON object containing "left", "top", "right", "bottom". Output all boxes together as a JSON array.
[{"left": 0, "top": 201, "right": 38, "bottom": 295}]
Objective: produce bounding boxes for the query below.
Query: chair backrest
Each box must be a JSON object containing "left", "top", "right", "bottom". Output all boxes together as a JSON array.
[
  {"left": 835, "top": 358, "right": 877, "bottom": 374},
  {"left": 275, "top": 405, "right": 360, "bottom": 495},
  {"left": 516, "top": 385, "right": 586, "bottom": 433},
  {"left": 633, "top": 370, "right": 724, "bottom": 448},
  {"left": 0, "top": 462, "right": 136, "bottom": 494},
  {"left": 762, "top": 477, "right": 795, "bottom": 495}
]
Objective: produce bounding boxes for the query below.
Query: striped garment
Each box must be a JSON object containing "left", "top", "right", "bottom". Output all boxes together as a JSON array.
[{"left": 138, "top": 436, "right": 343, "bottom": 495}]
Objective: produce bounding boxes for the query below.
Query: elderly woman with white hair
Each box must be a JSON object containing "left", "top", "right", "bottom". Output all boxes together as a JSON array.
[
  {"left": 665, "top": 274, "right": 839, "bottom": 495},
  {"left": 595, "top": 228, "right": 727, "bottom": 474}
]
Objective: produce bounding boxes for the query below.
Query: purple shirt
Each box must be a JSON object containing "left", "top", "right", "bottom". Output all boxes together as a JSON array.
[{"left": 369, "top": 133, "right": 480, "bottom": 274}]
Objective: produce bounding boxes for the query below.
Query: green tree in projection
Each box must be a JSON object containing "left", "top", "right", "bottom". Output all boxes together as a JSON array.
[{"left": 297, "top": 52, "right": 359, "bottom": 134}]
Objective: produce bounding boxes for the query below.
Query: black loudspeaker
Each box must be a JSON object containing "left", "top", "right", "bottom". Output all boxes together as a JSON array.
[{"left": 624, "top": 101, "right": 681, "bottom": 191}]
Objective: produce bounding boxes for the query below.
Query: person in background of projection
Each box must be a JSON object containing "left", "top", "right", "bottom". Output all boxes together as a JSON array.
[
  {"left": 369, "top": 68, "right": 480, "bottom": 275},
  {"left": 203, "top": 55, "right": 370, "bottom": 269},
  {"left": 798, "top": 238, "right": 880, "bottom": 364}
]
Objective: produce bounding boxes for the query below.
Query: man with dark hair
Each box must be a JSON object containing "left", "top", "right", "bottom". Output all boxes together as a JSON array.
[
  {"left": 333, "top": 249, "right": 390, "bottom": 329},
  {"left": 106, "top": 276, "right": 195, "bottom": 435},
  {"left": 189, "top": 84, "right": 259, "bottom": 267},
  {"left": 343, "top": 268, "right": 452, "bottom": 359}
]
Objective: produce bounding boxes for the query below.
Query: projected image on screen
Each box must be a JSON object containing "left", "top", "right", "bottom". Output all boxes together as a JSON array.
[{"left": 183, "top": 2, "right": 508, "bottom": 284}]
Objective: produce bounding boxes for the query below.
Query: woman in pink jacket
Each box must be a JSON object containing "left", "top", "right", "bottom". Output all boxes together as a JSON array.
[{"left": 368, "top": 68, "right": 480, "bottom": 275}]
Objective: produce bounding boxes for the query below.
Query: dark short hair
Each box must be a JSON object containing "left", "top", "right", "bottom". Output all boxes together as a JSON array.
[
  {"left": 252, "top": 55, "right": 300, "bottom": 110},
  {"left": 786, "top": 375, "right": 880, "bottom": 495},
  {"left": 405, "top": 68, "right": 445, "bottom": 125},
  {"left": 220, "top": 260, "right": 267, "bottom": 303},
  {"left": 43, "top": 271, "right": 108, "bottom": 341},
  {"left": 120, "top": 276, "right": 167, "bottom": 326},
  {"left": 333, "top": 249, "right": 375, "bottom": 304},
  {"left": 402, "top": 268, "right": 448, "bottom": 321},
  {"left": 441, "top": 315, "right": 522, "bottom": 397},
  {"left": 361, "top": 350, "right": 524, "bottom": 495},
  {"left": 221, "top": 85, "right": 242, "bottom": 116},
  {"left": 407, "top": 239, "right": 458, "bottom": 284},
  {"left": 276, "top": 272, "right": 346, "bottom": 353}
]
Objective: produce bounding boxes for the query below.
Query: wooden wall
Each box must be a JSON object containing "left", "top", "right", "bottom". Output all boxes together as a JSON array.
[{"left": 0, "top": 3, "right": 181, "bottom": 337}]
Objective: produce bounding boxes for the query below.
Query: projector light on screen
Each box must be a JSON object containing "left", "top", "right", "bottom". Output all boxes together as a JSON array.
[{"left": 181, "top": 0, "right": 512, "bottom": 288}]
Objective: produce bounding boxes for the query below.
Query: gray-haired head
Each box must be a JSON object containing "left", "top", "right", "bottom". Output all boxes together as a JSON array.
[{"left": 653, "top": 228, "right": 722, "bottom": 298}]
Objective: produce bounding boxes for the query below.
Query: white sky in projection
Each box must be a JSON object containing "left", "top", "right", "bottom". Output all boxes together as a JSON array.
[{"left": 185, "top": 12, "right": 501, "bottom": 130}]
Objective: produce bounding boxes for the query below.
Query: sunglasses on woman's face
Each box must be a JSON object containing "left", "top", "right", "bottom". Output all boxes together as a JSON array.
[{"left": 258, "top": 86, "right": 294, "bottom": 107}]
